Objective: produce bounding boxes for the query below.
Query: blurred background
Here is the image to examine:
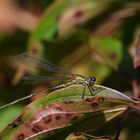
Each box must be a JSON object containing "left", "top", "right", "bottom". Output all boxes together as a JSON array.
[{"left": 0, "top": 0, "right": 140, "bottom": 139}]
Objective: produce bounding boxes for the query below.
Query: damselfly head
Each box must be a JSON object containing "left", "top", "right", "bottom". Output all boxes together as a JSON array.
[{"left": 89, "top": 76, "right": 96, "bottom": 86}]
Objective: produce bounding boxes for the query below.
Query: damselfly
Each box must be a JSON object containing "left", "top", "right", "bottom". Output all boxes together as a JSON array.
[{"left": 0, "top": 52, "right": 98, "bottom": 109}]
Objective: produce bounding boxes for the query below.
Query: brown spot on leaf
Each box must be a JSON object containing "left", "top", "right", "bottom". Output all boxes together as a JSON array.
[
  {"left": 71, "top": 116, "right": 79, "bottom": 122},
  {"left": 55, "top": 115, "right": 61, "bottom": 120},
  {"left": 109, "top": 53, "right": 117, "bottom": 60},
  {"left": 31, "top": 47, "right": 39, "bottom": 54},
  {"left": 74, "top": 10, "right": 83, "bottom": 19},
  {"left": 98, "top": 97, "right": 104, "bottom": 103},
  {"left": 17, "top": 133, "right": 25, "bottom": 140},
  {"left": 11, "top": 122, "right": 18, "bottom": 128},
  {"left": 66, "top": 113, "right": 72, "bottom": 118},
  {"left": 32, "top": 125, "right": 43, "bottom": 133},
  {"left": 44, "top": 115, "right": 52, "bottom": 124},
  {"left": 91, "top": 102, "right": 99, "bottom": 108},
  {"left": 17, "top": 115, "right": 22, "bottom": 122},
  {"left": 74, "top": 132, "right": 82, "bottom": 136},
  {"left": 11, "top": 115, "right": 22, "bottom": 128},
  {"left": 55, "top": 107, "right": 63, "bottom": 112},
  {"left": 64, "top": 100, "right": 74, "bottom": 104}
]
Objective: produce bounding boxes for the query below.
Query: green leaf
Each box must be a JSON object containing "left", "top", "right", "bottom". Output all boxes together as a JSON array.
[
  {"left": 0, "top": 105, "right": 22, "bottom": 132},
  {"left": 90, "top": 36, "right": 123, "bottom": 69},
  {"left": 58, "top": 0, "right": 113, "bottom": 36},
  {"left": 27, "top": 0, "right": 114, "bottom": 51},
  {"left": 28, "top": 0, "right": 69, "bottom": 50},
  {"left": 0, "top": 84, "right": 138, "bottom": 140}
]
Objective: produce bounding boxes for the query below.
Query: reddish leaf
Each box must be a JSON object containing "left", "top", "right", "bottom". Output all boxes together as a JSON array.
[{"left": 130, "top": 32, "right": 140, "bottom": 68}]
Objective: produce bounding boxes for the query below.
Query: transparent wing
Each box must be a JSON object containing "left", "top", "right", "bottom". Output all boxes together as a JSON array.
[
  {"left": 18, "top": 52, "right": 70, "bottom": 74},
  {"left": 22, "top": 75, "right": 70, "bottom": 84}
]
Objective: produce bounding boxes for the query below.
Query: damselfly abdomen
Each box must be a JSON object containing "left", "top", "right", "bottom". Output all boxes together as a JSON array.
[{"left": 0, "top": 52, "right": 97, "bottom": 109}]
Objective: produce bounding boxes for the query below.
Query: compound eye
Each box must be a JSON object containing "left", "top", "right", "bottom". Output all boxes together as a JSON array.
[
  {"left": 89, "top": 77, "right": 96, "bottom": 86},
  {"left": 92, "top": 77, "right": 96, "bottom": 83}
]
